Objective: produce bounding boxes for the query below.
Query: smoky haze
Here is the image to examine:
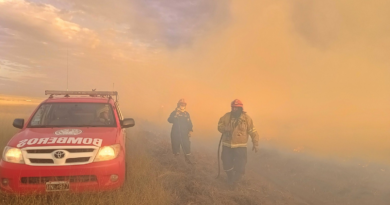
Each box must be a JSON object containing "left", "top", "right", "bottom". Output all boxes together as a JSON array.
[{"left": 0, "top": 0, "right": 389, "bottom": 163}]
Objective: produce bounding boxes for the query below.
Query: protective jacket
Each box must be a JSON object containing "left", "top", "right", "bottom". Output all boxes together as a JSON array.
[
  {"left": 168, "top": 109, "right": 193, "bottom": 155},
  {"left": 168, "top": 109, "right": 193, "bottom": 135},
  {"left": 218, "top": 112, "right": 259, "bottom": 148}
]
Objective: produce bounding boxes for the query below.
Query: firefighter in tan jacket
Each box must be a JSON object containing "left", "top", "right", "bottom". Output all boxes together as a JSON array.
[{"left": 218, "top": 99, "right": 259, "bottom": 185}]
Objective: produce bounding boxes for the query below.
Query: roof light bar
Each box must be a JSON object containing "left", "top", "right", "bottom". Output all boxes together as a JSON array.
[{"left": 45, "top": 90, "right": 118, "bottom": 96}]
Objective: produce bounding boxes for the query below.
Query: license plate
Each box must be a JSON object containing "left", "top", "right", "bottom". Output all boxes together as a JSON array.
[{"left": 46, "top": 181, "right": 70, "bottom": 192}]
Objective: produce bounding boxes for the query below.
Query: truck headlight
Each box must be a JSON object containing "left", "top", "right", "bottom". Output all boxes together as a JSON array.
[
  {"left": 2, "top": 146, "right": 25, "bottom": 164},
  {"left": 94, "top": 144, "right": 120, "bottom": 162}
]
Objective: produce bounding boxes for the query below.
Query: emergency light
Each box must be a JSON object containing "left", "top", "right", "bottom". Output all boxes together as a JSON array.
[{"left": 45, "top": 90, "right": 118, "bottom": 96}]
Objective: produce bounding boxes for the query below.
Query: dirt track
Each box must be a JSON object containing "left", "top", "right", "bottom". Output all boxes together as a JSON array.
[{"left": 137, "top": 126, "right": 390, "bottom": 205}]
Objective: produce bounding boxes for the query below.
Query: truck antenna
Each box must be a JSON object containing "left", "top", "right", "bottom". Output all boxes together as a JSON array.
[{"left": 67, "top": 47, "right": 69, "bottom": 91}]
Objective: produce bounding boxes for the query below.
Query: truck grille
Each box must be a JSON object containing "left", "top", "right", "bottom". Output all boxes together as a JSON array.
[
  {"left": 29, "top": 159, "right": 55, "bottom": 164},
  {"left": 21, "top": 175, "right": 97, "bottom": 184},
  {"left": 65, "top": 157, "right": 90, "bottom": 163},
  {"left": 21, "top": 146, "right": 99, "bottom": 166}
]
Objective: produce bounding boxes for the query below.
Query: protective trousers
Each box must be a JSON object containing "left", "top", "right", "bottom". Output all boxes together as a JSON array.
[
  {"left": 171, "top": 133, "right": 191, "bottom": 155},
  {"left": 221, "top": 146, "right": 247, "bottom": 182}
]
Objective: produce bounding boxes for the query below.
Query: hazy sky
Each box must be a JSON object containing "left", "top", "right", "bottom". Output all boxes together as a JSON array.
[{"left": 0, "top": 0, "right": 389, "bottom": 162}]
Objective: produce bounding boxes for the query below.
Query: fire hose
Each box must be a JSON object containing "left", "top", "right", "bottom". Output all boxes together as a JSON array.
[{"left": 216, "top": 134, "right": 223, "bottom": 179}]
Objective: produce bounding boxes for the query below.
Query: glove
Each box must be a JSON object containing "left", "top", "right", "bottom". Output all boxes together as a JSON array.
[
  {"left": 188, "top": 131, "right": 193, "bottom": 137},
  {"left": 252, "top": 145, "right": 258, "bottom": 153}
]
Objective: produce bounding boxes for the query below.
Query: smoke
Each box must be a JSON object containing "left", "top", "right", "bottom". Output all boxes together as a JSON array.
[
  {"left": 1, "top": 0, "right": 389, "bottom": 163},
  {"left": 120, "top": 0, "right": 390, "bottom": 163}
]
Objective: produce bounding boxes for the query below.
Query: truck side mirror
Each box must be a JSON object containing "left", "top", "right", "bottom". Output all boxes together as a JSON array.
[
  {"left": 121, "top": 118, "right": 135, "bottom": 128},
  {"left": 13, "top": 119, "right": 24, "bottom": 129}
]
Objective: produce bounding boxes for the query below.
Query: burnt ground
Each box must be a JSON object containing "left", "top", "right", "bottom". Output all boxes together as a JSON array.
[
  {"left": 249, "top": 146, "right": 390, "bottom": 205},
  {"left": 135, "top": 126, "right": 390, "bottom": 205}
]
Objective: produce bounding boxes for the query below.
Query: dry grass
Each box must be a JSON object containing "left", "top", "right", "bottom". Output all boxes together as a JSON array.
[
  {"left": 0, "top": 105, "right": 296, "bottom": 205},
  {"left": 141, "top": 129, "right": 296, "bottom": 205}
]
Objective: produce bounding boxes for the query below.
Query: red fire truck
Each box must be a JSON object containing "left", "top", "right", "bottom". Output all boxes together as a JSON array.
[{"left": 0, "top": 90, "right": 134, "bottom": 193}]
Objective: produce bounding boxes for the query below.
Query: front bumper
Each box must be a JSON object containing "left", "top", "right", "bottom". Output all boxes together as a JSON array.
[{"left": 0, "top": 154, "right": 125, "bottom": 194}]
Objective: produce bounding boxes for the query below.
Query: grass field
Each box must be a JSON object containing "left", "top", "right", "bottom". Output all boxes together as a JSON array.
[
  {"left": 4, "top": 104, "right": 386, "bottom": 204},
  {"left": 0, "top": 105, "right": 172, "bottom": 205},
  {"left": 0, "top": 105, "right": 290, "bottom": 205}
]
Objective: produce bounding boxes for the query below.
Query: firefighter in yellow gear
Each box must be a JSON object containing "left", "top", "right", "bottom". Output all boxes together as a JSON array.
[{"left": 218, "top": 99, "right": 259, "bottom": 185}]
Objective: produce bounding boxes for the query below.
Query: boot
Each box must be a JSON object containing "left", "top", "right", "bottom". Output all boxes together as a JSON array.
[
  {"left": 226, "top": 171, "right": 234, "bottom": 185},
  {"left": 184, "top": 154, "right": 192, "bottom": 164},
  {"left": 232, "top": 173, "right": 243, "bottom": 184}
]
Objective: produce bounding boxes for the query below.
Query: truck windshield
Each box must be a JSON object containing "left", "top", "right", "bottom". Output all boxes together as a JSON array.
[{"left": 28, "top": 103, "right": 117, "bottom": 127}]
